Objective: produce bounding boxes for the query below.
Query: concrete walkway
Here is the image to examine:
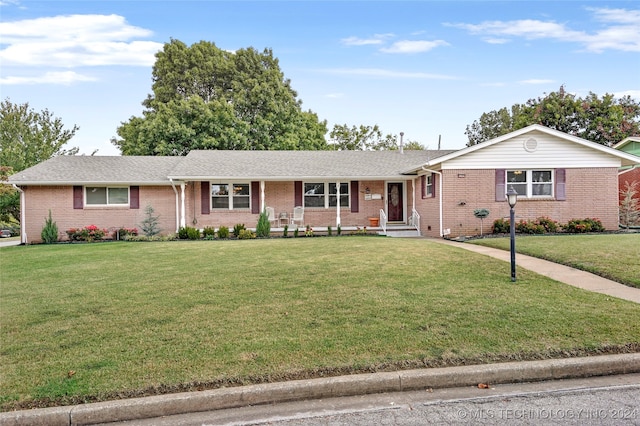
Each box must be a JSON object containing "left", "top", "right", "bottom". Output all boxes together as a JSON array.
[{"left": 428, "top": 238, "right": 640, "bottom": 304}]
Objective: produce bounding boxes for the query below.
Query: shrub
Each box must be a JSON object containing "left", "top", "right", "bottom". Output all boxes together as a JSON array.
[
  {"left": 327, "top": 225, "right": 332, "bottom": 236},
  {"left": 66, "top": 225, "right": 106, "bottom": 242},
  {"left": 114, "top": 227, "right": 138, "bottom": 240},
  {"left": 140, "top": 205, "right": 161, "bottom": 237},
  {"left": 537, "top": 216, "right": 559, "bottom": 233},
  {"left": 202, "top": 226, "right": 216, "bottom": 239},
  {"left": 564, "top": 218, "right": 605, "bottom": 233},
  {"left": 217, "top": 226, "right": 230, "bottom": 239},
  {"left": 337, "top": 224, "right": 342, "bottom": 236},
  {"left": 515, "top": 219, "right": 545, "bottom": 234},
  {"left": 256, "top": 210, "right": 271, "bottom": 238},
  {"left": 237, "top": 229, "right": 256, "bottom": 239},
  {"left": 178, "top": 226, "right": 200, "bottom": 240},
  {"left": 492, "top": 218, "right": 510, "bottom": 234},
  {"left": 233, "top": 223, "right": 246, "bottom": 237},
  {"left": 293, "top": 227, "right": 299, "bottom": 238},
  {"left": 41, "top": 210, "right": 58, "bottom": 244},
  {"left": 283, "top": 224, "right": 288, "bottom": 237}
]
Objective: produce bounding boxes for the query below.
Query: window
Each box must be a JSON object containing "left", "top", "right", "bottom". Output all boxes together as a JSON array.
[
  {"left": 85, "top": 187, "right": 129, "bottom": 205},
  {"left": 425, "top": 174, "right": 433, "bottom": 197},
  {"left": 211, "top": 183, "right": 250, "bottom": 209},
  {"left": 304, "top": 182, "right": 349, "bottom": 208},
  {"left": 506, "top": 170, "right": 553, "bottom": 198}
]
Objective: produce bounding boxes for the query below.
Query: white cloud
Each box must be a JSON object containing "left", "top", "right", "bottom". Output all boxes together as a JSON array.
[
  {"left": 446, "top": 7, "right": 640, "bottom": 53},
  {"left": 0, "top": 14, "right": 164, "bottom": 67},
  {"left": 518, "top": 79, "right": 556, "bottom": 85},
  {"left": 341, "top": 33, "right": 394, "bottom": 46},
  {"left": 0, "top": 71, "right": 97, "bottom": 85},
  {"left": 613, "top": 89, "right": 640, "bottom": 99},
  {"left": 325, "top": 93, "right": 344, "bottom": 99},
  {"left": 319, "top": 68, "right": 457, "bottom": 80},
  {"left": 380, "top": 39, "right": 449, "bottom": 54}
]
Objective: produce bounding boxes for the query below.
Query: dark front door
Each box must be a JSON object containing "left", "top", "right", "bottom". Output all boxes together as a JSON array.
[{"left": 387, "top": 182, "right": 404, "bottom": 222}]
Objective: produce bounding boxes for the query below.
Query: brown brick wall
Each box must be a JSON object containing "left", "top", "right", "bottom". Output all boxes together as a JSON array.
[
  {"left": 21, "top": 185, "right": 177, "bottom": 243},
  {"left": 430, "top": 168, "right": 620, "bottom": 238}
]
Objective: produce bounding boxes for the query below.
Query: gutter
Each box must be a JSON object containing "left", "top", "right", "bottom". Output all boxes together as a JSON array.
[
  {"left": 12, "top": 185, "right": 27, "bottom": 244},
  {"left": 421, "top": 167, "right": 444, "bottom": 237}
]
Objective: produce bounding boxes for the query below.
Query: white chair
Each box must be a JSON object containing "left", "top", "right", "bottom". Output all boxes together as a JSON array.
[
  {"left": 265, "top": 207, "right": 278, "bottom": 226},
  {"left": 291, "top": 206, "right": 304, "bottom": 227}
]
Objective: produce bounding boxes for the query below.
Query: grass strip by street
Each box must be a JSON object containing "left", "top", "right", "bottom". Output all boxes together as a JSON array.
[
  {"left": 1, "top": 237, "right": 639, "bottom": 411},
  {"left": 469, "top": 233, "right": 640, "bottom": 288}
]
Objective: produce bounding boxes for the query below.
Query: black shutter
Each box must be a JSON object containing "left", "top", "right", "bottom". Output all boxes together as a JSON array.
[
  {"left": 201, "top": 182, "right": 210, "bottom": 214},
  {"left": 350, "top": 181, "right": 359, "bottom": 213},
  {"left": 555, "top": 169, "right": 566, "bottom": 201},
  {"left": 251, "top": 181, "right": 260, "bottom": 214},
  {"left": 495, "top": 169, "right": 506, "bottom": 202},
  {"left": 73, "top": 186, "right": 83, "bottom": 209},
  {"left": 294, "top": 181, "right": 303, "bottom": 207},
  {"left": 130, "top": 186, "right": 140, "bottom": 209}
]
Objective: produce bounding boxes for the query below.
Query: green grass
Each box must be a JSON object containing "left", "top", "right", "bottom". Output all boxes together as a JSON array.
[
  {"left": 1, "top": 238, "right": 639, "bottom": 410},
  {"left": 470, "top": 233, "right": 640, "bottom": 288}
]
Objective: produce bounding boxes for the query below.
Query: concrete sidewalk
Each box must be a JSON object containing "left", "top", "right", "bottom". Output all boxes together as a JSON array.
[{"left": 429, "top": 238, "right": 640, "bottom": 304}]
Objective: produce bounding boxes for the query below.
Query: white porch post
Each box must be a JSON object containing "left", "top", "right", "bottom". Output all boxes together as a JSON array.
[
  {"left": 180, "top": 182, "right": 186, "bottom": 228},
  {"left": 336, "top": 180, "right": 341, "bottom": 227},
  {"left": 411, "top": 179, "right": 416, "bottom": 213},
  {"left": 260, "top": 181, "right": 265, "bottom": 213}
]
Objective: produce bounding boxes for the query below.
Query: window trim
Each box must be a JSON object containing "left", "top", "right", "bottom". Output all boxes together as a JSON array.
[
  {"left": 210, "top": 182, "right": 251, "bottom": 210},
  {"left": 506, "top": 169, "right": 554, "bottom": 199},
  {"left": 85, "top": 186, "right": 130, "bottom": 206},
  {"left": 303, "top": 181, "right": 350, "bottom": 209}
]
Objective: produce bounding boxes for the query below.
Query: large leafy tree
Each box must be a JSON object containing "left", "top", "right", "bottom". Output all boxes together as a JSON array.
[
  {"left": 465, "top": 86, "right": 640, "bottom": 146},
  {"left": 0, "top": 99, "right": 79, "bottom": 225},
  {"left": 113, "top": 40, "right": 328, "bottom": 155},
  {"left": 0, "top": 99, "right": 79, "bottom": 172}
]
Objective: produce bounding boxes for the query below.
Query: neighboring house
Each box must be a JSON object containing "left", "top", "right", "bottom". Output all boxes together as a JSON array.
[
  {"left": 613, "top": 136, "right": 640, "bottom": 203},
  {"left": 9, "top": 125, "right": 640, "bottom": 243}
]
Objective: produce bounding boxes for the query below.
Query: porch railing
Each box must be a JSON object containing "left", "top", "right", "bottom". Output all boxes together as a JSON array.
[
  {"left": 409, "top": 208, "right": 421, "bottom": 234},
  {"left": 379, "top": 209, "right": 387, "bottom": 234}
]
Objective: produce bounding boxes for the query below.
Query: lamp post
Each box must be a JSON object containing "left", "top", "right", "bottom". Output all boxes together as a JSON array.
[{"left": 506, "top": 188, "right": 518, "bottom": 282}]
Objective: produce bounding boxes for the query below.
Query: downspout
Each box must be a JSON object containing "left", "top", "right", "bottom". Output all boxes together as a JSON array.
[
  {"left": 12, "top": 185, "right": 26, "bottom": 244},
  {"left": 180, "top": 182, "right": 186, "bottom": 228},
  {"left": 336, "top": 180, "right": 341, "bottom": 227},
  {"left": 421, "top": 167, "right": 443, "bottom": 237},
  {"left": 169, "top": 179, "right": 180, "bottom": 233},
  {"left": 260, "top": 181, "right": 265, "bottom": 213}
]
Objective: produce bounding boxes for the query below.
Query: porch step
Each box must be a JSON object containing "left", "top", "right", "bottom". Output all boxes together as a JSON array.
[{"left": 380, "top": 229, "right": 421, "bottom": 238}]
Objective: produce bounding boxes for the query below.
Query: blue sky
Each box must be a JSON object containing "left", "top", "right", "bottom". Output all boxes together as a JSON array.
[{"left": 1, "top": 1, "right": 639, "bottom": 156}]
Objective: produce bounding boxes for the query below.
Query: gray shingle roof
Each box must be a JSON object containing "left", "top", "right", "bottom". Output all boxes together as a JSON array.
[
  {"left": 8, "top": 156, "right": 184, "bottom": 185},
  {"left": 169, "top": 150, "right": 455, "bottom": 180},
  {"left": 8, "top": 150, "right": 457, "bottom": 185}
]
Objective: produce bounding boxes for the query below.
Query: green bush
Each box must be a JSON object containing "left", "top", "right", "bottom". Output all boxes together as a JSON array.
[
  {"left": 233, "top": 223, "right": 246, "bottom": 237},
  {"left": 178, "top": 226, "right": 200, "bottom": 240},
  {"left": 202, "top": 226, "right": 216, "bottom": 239},
  {"left": 337, "top": 224, "right": 341, "bottom": 236},
  {"left": 114, "top": 227, "right": 138, "bottom": 240},
  {"left": 564, "top": 218, "right": 605, "bottom": 233},
  {"left": 283, "top": 224, "right": 288, "bottom": 237},
  {"left": 327, "top": 225, "right": 332, "bottom": 236},
  {"left": 256, "top": 211, "right": 271, "bottom": 238},
  {"left": 515, "top": 219, "right": 545, "bottom": 234},
  {"left": 66, "top": 225, "right": 105, "bottom": 242},
  {"left": 237, "top": 229, "right": 256, "bottom": 239},
  {"left": 140, "top": 205, "right": 161, "bottom": 237},
  {"left": 41, "top": 210, "right": 58, "bottom": 244},
  {"left": 217, "top": 226, "right": 230, "bottom": 239},
  {"left": 537, "top": 216, "right": 559, "bottom": 233},
  {"left": 293, "top": 227, "right": 299, "bottom": 238},
  {"left": 492, "top": 218, "right": 510, "bottom": 234}
]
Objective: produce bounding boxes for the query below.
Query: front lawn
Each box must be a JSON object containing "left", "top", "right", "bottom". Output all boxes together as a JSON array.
[
  {"left": 470, "top": 233, "right": 640, "bottom": 288},
  {"left": 1, "top": 238, "right": 639, "bottom": 410}
]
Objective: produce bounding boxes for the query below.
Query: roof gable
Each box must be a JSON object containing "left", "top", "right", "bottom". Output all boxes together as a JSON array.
[{"left": 413, "top": 125, "right": 640, "bottom": 170}]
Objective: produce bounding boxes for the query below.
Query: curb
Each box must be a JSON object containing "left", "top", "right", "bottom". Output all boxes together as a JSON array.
[{"left": 2, "top": 353, "right": 639, "bottom": 426}]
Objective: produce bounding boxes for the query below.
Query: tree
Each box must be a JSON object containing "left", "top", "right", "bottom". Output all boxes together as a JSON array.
[
  {"left": 465, "top": 86, "right": 640, "bottom": 146},
  {"left": 0, "top": 99, "right": 79, "bottom": 171},
  {"left": 619, "top": 181, "right": 640, "bottom": 229},
  {"left": 113, "top": 39, "right": 328, "bottom": 155},
  {"left": 140, "top": 205, "right": 161, "bottom": 237},
  {"left": 329, "top": 124, "right": 403, "bottom": 150}
]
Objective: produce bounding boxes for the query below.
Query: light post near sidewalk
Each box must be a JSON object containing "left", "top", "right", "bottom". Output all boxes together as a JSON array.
[{"left": 506, "top": 188, "right": 518, "bottom": 282}]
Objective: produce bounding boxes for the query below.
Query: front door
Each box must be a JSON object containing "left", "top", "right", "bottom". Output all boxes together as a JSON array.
[{"left": 387, "top": 182, "right": 404, "bottom": 222}]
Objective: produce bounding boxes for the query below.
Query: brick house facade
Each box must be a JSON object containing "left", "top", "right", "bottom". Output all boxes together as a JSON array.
[{"left": 9, "top": 125, "right": 640, "bottom": 243}]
